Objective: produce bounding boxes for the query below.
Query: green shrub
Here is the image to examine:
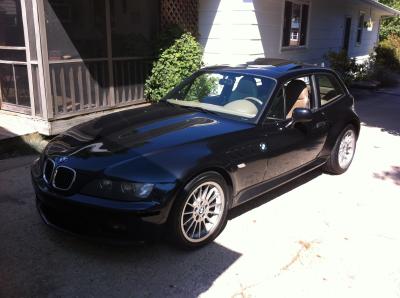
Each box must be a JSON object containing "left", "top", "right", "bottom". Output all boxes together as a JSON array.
[
  {"left": 376, "top": 1, "right": 400, "bottom": 41},
  {"left": 371, "top": 33, "right": 400, "bottom": 73},
  {"left": 145, "top": 32, "right": 204, "bottom": 102},
  {"left": 352, "top": 60, "right": 399, "bottom": 87},
  {"left": 322, "top": 48, "right": 359, "bottom": 87},
  {"left": 370, "top": 65, "right": 399, "bottom": 87}
]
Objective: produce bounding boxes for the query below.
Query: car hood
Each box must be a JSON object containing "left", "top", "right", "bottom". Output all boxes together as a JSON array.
[{"left": 44, "top": 103, "right": 254, "bottom": 172}]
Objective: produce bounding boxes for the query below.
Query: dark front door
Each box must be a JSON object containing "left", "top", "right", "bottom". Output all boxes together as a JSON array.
[
  {"left": 263, "top": 111, "right": 328, "bottom": 181},
  {"left": 262, "top": 75, "right": 329, "bottom": 181},
  {"left": 343, "top": 17, "right": 352, "bottom": 52}
]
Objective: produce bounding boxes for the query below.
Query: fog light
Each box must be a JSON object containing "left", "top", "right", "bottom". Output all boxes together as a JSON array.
[
  {"left": 121, "top": 182, "right": 135, "bottom": 195},
  {"left": 102, "top": 221, "right": 126, "bottom": 232},
  {"left": 100, "top": 179, "right": 112, "bottom": 190}
]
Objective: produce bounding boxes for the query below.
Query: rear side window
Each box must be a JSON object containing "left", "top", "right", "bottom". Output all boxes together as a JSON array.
[{"left": 316, "top": 74, "right": 344, "bottom": 106}]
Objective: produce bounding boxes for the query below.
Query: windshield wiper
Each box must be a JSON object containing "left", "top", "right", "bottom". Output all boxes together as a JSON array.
[
  {"left": 164, "top": 100, "right": 178, "bottom": 108},
  {"left": 186, "top": 106, "right": 220, "bottom": 116}
]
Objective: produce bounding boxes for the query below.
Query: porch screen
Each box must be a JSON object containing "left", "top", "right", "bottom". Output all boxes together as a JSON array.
[
  {"left": 0, "top": 0, "right": 31, "bottom": 111},
  {"left": 42, "top": 0, "right": 158, "bottom": 116},
  {"left": 0, "top": 0, "right": 25, "bottom": 47}
]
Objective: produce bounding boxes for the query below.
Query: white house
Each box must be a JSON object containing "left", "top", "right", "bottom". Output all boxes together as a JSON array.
[
  {"left": 0, "top": 0, "right": 399, "bottom": 137},
  {"left": 198, "top": 0, "right": 400, "bottom": 66}
]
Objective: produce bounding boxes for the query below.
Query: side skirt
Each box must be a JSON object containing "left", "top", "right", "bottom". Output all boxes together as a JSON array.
[{"left": 232, "top": 158, "right": 327, "bottom": 208}]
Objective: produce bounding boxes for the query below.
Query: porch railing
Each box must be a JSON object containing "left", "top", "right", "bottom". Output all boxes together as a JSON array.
[{"left": 48, "top": 57, "right": 154, "bottom": 117}]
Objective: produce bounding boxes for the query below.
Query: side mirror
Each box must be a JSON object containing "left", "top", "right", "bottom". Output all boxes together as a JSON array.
[{"left": 286, "top": 108, "right": 313, "bottom": 128}]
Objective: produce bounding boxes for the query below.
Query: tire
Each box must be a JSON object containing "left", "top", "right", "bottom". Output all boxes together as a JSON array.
[
  {"left": 165, "top": 172, "right": 229, "bottom": 250},
  {"left": 321, "top": 124, "right": 357, "bottom": 175}
]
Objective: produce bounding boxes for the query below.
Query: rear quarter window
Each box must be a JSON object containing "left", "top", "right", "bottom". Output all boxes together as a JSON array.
[{"left": 316, "top": 74, "right": 344, "bottom": 106}]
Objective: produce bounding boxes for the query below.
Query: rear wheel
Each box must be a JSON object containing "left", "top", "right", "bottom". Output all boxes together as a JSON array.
[
  {"left": 322, "top": 124, "right": 357, "bottom": 175},
  {"left": 165, "top": 172, "right": 228, "bottom": 250}
]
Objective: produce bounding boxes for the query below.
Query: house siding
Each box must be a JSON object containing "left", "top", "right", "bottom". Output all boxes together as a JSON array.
[{"left": 199, "top": 0, "right": 382, "bottom": 66}]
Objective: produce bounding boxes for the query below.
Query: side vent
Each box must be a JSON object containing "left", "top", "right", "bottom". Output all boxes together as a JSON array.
[{"left": 227, "top": 144, "right": 258, "bottom": 160}]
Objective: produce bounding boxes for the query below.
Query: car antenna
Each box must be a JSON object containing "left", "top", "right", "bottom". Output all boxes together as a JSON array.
[{"left": 290, "top": 34, "right": 304, "bottom": 61}]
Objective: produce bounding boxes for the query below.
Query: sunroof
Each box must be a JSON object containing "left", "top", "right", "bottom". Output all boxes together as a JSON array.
[{"left": 253, "top": 58, "right": 294, "bottom": 67}]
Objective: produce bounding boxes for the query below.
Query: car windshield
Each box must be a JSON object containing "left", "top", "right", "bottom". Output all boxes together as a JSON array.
[{"left": 163, "top": 71, "right": 276, "bottom": 123}]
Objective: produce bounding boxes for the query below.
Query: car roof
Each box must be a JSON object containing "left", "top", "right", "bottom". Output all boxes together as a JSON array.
[{"left": 200, "top": 58, "right": 327, "bottom": 79}]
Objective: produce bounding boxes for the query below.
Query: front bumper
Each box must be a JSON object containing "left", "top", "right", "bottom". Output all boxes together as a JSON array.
[{"left": 31, "top": 163, "right": 176, "bottom": 245}]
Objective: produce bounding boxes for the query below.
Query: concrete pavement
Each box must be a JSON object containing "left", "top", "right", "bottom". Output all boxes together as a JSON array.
[{"left": 0, "top": 89, "right": 399, "bottom": 298}]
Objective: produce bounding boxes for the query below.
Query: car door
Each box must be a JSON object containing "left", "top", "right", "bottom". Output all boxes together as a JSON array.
[{"left": 263, "top": 75, "right": 329, "bottom": 181}]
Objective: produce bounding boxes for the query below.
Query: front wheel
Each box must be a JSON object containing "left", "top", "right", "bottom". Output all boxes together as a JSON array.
[
  {"left": 165, "top": 172, "right": 229, "bottom": 250},
  {"left": 321, "top": 124, "right": 357, "bottom": 175}
]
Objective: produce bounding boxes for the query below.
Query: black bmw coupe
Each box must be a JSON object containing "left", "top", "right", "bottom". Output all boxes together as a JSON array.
[{"left": 31, "top": 58, "right": 360, "bottom": 249}]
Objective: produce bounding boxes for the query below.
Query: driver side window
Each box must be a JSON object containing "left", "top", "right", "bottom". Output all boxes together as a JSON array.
[
  {"left": 265, "top": 76, "right": 313, "bottom": 123},
  {"left": 265, "top": 89, "right": 285, "bottom": 123}
]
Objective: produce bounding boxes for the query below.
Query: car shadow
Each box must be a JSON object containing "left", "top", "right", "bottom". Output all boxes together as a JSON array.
[
  {"left": 31, "top": 228, "right": 242, "bottom": 298},
  {"left": 228, "top": 168, "right": 323, "bottom": 221},
  {"left": 11, "top": 170, "right": 323, "bottom": 298}
]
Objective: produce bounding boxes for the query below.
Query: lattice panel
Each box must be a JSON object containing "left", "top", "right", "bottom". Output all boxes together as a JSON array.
[{"left": 160, "top": 0, "right": 199, "bottom": 36}]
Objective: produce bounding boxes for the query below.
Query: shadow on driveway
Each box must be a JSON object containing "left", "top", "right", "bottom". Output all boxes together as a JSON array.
[
  {"left": 228, "top": 169, "right": 323, "bottom": 221},
  {"left": 0, "top": 156, "right": 326, "bottom": 298},
  {"left": 352, "top": 90, "right": 400, "bottom": 137}
]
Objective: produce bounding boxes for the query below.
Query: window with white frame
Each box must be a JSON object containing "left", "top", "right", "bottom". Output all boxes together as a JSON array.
[
  {"left": 282, "top": 1, "right": 309, "bottom": 48},
  {"left": 356, "top": 11, "right": 365, "bottom": 45}
]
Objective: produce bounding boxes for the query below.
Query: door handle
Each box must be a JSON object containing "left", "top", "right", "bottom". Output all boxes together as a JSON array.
[{"left": 316, "top": 122, "right": 326, "bottom": 129}]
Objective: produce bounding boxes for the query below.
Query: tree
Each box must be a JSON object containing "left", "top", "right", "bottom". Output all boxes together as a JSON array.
[{"left": 376, "top": 0, "right": 400, "bottom": 41}]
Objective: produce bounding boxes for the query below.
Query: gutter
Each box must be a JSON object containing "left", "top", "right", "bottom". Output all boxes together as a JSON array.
[
  {"left": 381, "top": 14, "right": 398, "bottom": 19},
  {"left": 355, "top": 0, "right": 400, "bottom": 15}
]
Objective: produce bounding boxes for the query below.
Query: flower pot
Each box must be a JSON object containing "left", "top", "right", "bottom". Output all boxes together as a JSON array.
[{"left": 367, "top": 26, "right": 373, "bottom": 32}]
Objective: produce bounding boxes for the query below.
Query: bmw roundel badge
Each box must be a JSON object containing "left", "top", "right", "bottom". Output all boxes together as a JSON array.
[
  {"left": 59, "top": 156, "right": 68, "bottom": 163},
  {"left": 260, "top": 143, "right": 266, "bottom": 152}
]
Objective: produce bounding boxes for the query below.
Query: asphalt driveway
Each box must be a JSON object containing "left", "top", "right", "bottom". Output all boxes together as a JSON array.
[{"left": 1, "top": 88, "right": 400, "bottom": 298}]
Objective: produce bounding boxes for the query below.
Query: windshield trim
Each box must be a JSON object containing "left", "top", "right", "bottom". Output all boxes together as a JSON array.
[{"left": 160, "top": 70, "right": 278, "bottom": 124}]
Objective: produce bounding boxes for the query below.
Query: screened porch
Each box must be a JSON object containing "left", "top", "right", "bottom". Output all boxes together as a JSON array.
[{"left": 0, "top": 0, "right": 158, "bottom": 121}]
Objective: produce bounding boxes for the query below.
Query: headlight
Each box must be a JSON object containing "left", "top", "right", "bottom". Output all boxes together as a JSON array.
[
  {"left": 81, "top": 179, "right": 155, "bottom": 201},
  {"left": 121, "top": 182, "right": 155, "bottom": 198}
]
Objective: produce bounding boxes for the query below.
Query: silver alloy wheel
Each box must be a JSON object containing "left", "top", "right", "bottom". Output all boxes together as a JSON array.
[
  {"left": 181, "top": 182, "right": 225, "bottom": 243},
  {"left": 338, "top": 130, "right": 356, "bottom": 169}
]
